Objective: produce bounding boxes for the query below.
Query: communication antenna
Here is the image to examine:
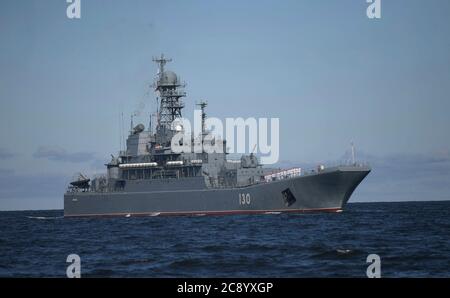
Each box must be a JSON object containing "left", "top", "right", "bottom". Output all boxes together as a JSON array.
[
  {"left": 149, "top": 114, "right": 152, "bottom": 135},
  {"left": 130, "top": 114, "right": 134, "bottom": 134},
  {"left": 119, "top": 112, "right": 122, "bottom": 151},
  {"left": 121, "top": 112, "right": 125, "bottom": 151},
  {"left": 351, "top": 141, "right": 355, "bottom": 165}
]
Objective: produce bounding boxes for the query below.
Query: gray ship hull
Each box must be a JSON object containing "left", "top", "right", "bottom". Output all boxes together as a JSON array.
[{"left": 64, "top": 165, "right": 370, "bottom": 217}]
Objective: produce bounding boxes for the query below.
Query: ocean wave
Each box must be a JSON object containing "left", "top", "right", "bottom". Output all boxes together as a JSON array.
[{"left": 26, "top": 216, "right": 63, "bottom": 220}]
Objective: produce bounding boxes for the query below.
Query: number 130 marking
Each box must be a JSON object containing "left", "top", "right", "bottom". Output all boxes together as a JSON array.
[{"left": 239, "top": 193, "right": 251, "bottom": 205}]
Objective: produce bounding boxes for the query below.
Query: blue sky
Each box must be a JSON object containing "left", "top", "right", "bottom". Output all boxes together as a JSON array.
[{"left": 1, "top": 0, "right": 450, "bottom": 210}]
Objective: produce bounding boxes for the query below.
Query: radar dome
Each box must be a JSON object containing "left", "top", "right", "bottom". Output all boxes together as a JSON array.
[{"left": 159, "top": 70, "right": 178, "bottom": 85}]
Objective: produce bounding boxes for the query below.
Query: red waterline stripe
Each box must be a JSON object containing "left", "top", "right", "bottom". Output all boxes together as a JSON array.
[{"left": 64, "top": 207, "right": 342, "bottom": 218}]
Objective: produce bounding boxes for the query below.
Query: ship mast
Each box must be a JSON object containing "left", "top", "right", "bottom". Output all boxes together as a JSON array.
[
  {"left": 196, "top": 100, "right": 208, "bottom": 135},
  {"left": 152, "top": 54, "right": 186, "bottom": 132},
  {"left": 153, "top": 53, "right": 171, "bottom": 75}
]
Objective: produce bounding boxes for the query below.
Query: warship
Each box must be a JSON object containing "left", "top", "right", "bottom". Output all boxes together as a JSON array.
[{"left": 64, "top": 55, "right": 370, "bottom": 217}]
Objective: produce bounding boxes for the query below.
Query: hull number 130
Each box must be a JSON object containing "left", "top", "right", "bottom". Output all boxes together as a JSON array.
[{"left": 239, "top": 193, "right": 251, "bottom": 205}]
